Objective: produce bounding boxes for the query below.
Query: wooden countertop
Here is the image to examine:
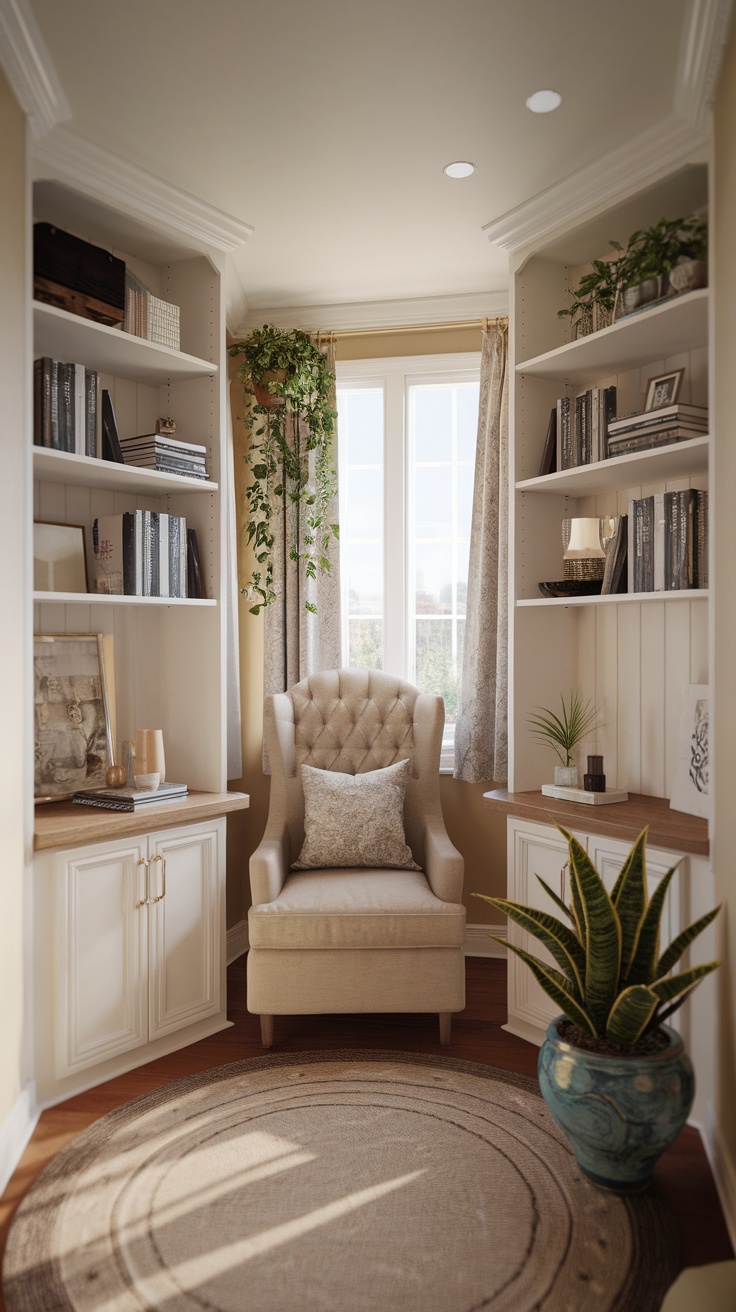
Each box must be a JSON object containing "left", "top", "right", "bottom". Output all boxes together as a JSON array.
[
  {"left": 483, "top": 789, "right": 709, "bottom": 858},
  {"left": 34, "top": 790, "right": 250, "bottom": 851}
]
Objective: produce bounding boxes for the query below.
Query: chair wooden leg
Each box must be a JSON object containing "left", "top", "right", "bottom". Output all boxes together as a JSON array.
[
  {"left": 260, "top": 1015, "right": 274, "bottom": 1049},
  {"left": 439, "top": 1012, "right": 452, "bottom": 1045}
]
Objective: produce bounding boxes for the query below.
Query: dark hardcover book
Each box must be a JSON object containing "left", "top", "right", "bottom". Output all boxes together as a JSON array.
[
  {"left": 576, "top": 389, "right": 592, "bottom": 465},
  {"left": 664, "top": 489, "right": 698, "bottom": 589},
  {"left": 33, "top": 357, "right": 52, "bottom": 447},
  {"left": 610, "top": 514, "right": 629, "bottom": 593},
  {"left": 607, "top": 426, "right": 705, "bottom": 457},
  {"left": 85, "top": 369, "right": 98, "bottom": 458},
  {"left": 58, "top": 360, "right": 75, "bottom": 452},
  {"left": 48, "top": 359, "right": 61, "bottom": 450},
  {"left": 122, "top": 511, "right": 137, "bottom": 594},
  {"left": 187, "top": 528, "right": 204, "bottom": 599},
  {"left": 696, "top": 489, "right": 708, "bottom": 588},
  {"left": 598, "top": 386, "right": 617, "bottom": 463},
  {"left": 141, "top": 509, "right": 154, "bottom": 597},
  {"left": 631, "top": 496, "right": 654, "bottom": 593},
  {"left": 134, "top": 509, "right": 144, "bottom": 596},
  {"left": 537, "top": 408, "right": 557, "bottom": 476},
  {"left": 557, "top": 396, "right": 572, "bottom": 470},
  {"left": 149, "top": 512, "right": 161, "bottom": 597},
  {"left": 101, "top": 388, "right": 124, "bottom": 463}
]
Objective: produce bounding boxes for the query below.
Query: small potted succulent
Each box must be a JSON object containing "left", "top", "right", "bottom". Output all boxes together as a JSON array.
[
  {"left": 229, "top": 326, "right": 338, "bottom": 614},
  {"left": 474, "top": 825, "right": 720, "bottom": 1192}
]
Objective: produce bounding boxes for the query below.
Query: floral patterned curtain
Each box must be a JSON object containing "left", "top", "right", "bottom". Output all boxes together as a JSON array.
[{"left": 453, "top": 320, "right": 509, "bottom": 783}]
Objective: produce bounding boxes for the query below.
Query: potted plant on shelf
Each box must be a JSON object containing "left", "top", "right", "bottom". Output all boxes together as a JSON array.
[
  {"left": 528, "top": 689, "right": 599, "bottom": 787},
  {"left": 474, "top": 825, "right": 720, "bottom": 1192},
  {"left": 229, "top": 326, "right": 338, "bottom": 614}
]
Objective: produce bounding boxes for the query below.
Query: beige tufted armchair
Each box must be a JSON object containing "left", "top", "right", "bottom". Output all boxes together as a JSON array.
[{"left": 247, "top": 668, "right": 466, "bottom": 1047}]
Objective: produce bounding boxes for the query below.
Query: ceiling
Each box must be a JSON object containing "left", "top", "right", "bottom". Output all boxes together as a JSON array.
[{"left": 28, "top": 0, "right": 697, "bottom": 316}]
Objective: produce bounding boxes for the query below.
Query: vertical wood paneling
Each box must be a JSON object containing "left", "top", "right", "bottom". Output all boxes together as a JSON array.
[
  {"left": 616, "top": 604, "right": 642, "bottom": 791},
  {"left": 640, "top": 600, "right": 666, "bottom": 796},
  {"left": 690, "top": 597, "right": 708, "bottom": 683},
  {"left": 664, "top": 602, "right": 693, "bottom": 797},
  {"left": 594, "top": 605, "right": 619, "bottom": 785}
]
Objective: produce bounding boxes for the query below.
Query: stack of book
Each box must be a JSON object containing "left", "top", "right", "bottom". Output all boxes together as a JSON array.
[
  {"left": 628, "top": 489, "right": 708, "bottom": 593},
  {"left": 33, "top": 356, "right": 98, "bottom": 456},
  {"left": 556, "top": 386, "right": 643, "bottom": 470},
  {"left": 90, "top": 511, "right": 189, "bottom": 597},
  {"left": 607, "top": 403, "right": 708, "bottom": 457},
  {"left": 72, "top": 781, "right": 188, "bottom": 812},
  {"left": 119, "top": 433, "right": 209, "bottom": 480}
]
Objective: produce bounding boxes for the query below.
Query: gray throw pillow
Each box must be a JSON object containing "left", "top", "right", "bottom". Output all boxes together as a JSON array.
[{"left": 292, "top": 758, "right": 420, "bottom": 871}]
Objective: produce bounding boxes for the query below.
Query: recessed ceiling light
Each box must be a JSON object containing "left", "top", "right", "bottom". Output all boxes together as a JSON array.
[
  {"left": 526, "top": 89, "right": 562, "bottom": 114},
  {"left": 443, "top": 161, "right": 475, "bottom": 179}
]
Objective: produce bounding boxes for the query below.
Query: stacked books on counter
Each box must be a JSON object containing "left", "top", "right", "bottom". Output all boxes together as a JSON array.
[
  {"left": 607, "top": 403, "right": 708, "bottom": 457},
  {"left": 120, "top": 433, "right": 209, "bottom": 480},
  {"left": 33, "top": 356, "right": 98, "bottom": 456},
  {"left": 90, "top": 511, "right": 193, "bottom": 597},
  {"left": 628, "top": 490, "right": 708, "bottom": 593},
  {"left": 72, "top": 781, "right": 188, "bottom": 811}
]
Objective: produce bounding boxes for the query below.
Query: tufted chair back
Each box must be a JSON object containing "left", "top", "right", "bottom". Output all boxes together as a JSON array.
[{"left": 263, "top": 668, "right": 444, "bottom": 869}]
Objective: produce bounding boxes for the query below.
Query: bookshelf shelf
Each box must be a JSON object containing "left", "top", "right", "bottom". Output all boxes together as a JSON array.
[
  {"left": 517, "top": 590, "right": 709, "bottom": 609},
  {"left": 33, "top": 447, "right": 218, "bottom": 495},
  {"left": 33, "top": 302, "right": 218, "bottom": 385},
  {"left": 33, "top": 591, "right": 217, "bottom": 607},
  {"left": 517, "top": 436, "right": 709, "bottom": 496},
  {"left": 516, "top": 288, "right": 708, "bottom": 385}
]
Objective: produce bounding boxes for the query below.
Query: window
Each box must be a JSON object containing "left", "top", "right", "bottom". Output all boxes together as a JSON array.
[{"left": 337, "top": 352, "right": 480, "bottom": 768}]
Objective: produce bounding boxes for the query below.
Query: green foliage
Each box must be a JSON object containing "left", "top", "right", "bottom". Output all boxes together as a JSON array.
[
  {"left": 474, "top": 826, "right": 720, "bottom": 1047},
  {"left": 558, "top": 213, "right": 708, "bottom": 328},
  {"left": 527, "top": 689, "right": 599, "bottom": 767},
  {"left": 229, "top": 326, "right": 338, "bottom": 613}
]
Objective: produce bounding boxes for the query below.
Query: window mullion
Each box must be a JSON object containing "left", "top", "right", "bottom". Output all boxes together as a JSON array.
[{"left": 383, "top": 371, "right": 406, "bottom": 678}]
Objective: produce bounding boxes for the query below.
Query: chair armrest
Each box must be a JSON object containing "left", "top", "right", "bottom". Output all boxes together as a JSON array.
[
  {"left": 249, "top": 826, "right": 289, "bottom": 907},
  {"left": 423, "top": 815, "right": 464, "bottom": 904}
]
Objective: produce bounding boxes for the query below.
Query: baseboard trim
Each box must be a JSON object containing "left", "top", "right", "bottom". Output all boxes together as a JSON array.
[
  {"left": 226, "top": 918, "right": 249, "bottom": 965},
  {"left": 464, "top": 924, "right": 507, "bottom": 958},
  {"left": 703, "top": 1102, "right": 736, "bottom": 1249},
  {"left": 0, "top": 1083, "right": 39, "bottom": 1195}
]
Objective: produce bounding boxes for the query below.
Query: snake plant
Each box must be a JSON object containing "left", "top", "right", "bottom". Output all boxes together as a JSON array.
[{"left": 475, "top": 825, "right": 720, "bottom": 1046}]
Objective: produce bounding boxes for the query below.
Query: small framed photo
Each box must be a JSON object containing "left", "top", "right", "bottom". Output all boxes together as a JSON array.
[
  {"left": 34, "top": 522, "right": 88, "bottom": 593},
  {"left": 669, "top": 684, "right": 709, "bottom": 819},
  {"left": 644, "top": 368, "right": 685, "bottom": 411},
  {"left": 34, "top": 634, "right": 114, "bottom": 802}
]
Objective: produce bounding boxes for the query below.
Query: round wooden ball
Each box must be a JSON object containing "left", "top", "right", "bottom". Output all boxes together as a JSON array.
[{"left": 106, "top": 765, "right": 127, "bottom": 788}]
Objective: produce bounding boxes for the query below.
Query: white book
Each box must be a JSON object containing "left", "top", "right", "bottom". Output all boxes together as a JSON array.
[
  {"left": 541, "top": 784, "right": 629, "bottom": 805},
  {"left": 158, "top": 512, "right": 170, "bottom": 597}
]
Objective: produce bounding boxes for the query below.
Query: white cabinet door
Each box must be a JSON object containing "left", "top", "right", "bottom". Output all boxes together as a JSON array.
[
  {"left": 55, "top": 837, "right": 148, "bottom": 1077},
  {"left": 148, "top": 823, "right": 222, "bottom": 1041},
  {"left": 506, "top": 818, "right": 587, "bottom": 1045}
]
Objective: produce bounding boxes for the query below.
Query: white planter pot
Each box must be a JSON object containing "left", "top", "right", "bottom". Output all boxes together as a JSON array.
[{"left": 554, "top": 765, "right": 579, "bottom": 787}]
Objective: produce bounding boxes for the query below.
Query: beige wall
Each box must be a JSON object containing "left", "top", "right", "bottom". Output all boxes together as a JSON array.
[
  {"left": 225, "top": 325, "right": 508, "bottom": 928},
  {"left": 0, "top": 70, "right": 30, "bottom": 1133},
  {"left": 713, "top": 21, "right": 736, "bottom": 1205}
]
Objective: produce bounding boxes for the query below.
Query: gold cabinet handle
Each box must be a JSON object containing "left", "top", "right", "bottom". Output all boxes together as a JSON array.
[
  {"left": 150, "top": 853, "right": 166, "bottom": 904},
  {"left": 134, "top": 857, "right": 149, "bottom": 909}
]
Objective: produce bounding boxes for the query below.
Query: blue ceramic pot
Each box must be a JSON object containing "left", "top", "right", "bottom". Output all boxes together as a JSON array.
[{"left": 537, "top": 1018, "right": 694, "bottom": 1193}]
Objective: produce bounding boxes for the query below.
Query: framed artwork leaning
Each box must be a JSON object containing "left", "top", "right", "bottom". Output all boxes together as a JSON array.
[{"left": 34, "top": 633, "right": 114, "bottom": 802}]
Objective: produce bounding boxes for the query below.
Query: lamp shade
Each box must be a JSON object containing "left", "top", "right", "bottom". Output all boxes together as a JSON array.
[{"left": 563, "top": 517, "right": 607, "bottom": 559}]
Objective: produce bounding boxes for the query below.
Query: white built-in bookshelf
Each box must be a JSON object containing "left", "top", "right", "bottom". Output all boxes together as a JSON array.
[{"left": 507, "top": 164, "right": 710, "bottom": 806}]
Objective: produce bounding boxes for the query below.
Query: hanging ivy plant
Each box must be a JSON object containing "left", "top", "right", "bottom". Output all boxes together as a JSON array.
[{"left": 229, "top": 326, "right": 339, "bottom": 614}]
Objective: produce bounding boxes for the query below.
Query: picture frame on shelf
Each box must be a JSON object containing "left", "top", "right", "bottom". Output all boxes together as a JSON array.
[
  {"left": 645, "top": 368, "right": 685, "bottom": 411},
  {"left": 34, "top": 633, "right": 114, "bottom": 802},
  {"left": 33, "top": 522, "right": 88, "bottom": 593},
  {"left": 101, "top": 388, "right": 124, "bottom": 463}
]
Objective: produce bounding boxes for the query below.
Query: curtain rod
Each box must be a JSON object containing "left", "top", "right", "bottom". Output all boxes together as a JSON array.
[{"left": 329, "top": 315, "right": 506, "bottom": 340}]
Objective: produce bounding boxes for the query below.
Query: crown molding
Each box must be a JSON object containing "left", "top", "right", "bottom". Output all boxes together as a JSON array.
[
  {"left": 0, "top": 0, "right": 70, "bottom": 137},
  {"left": 32, "top": 127, "right": 254, "bottom": 255},
  {"left": 482, "top": 114, "right": 708, "bottom": 257},
  {"left": 229, "top": 289, "right": 507, "bottom": 337},
  {"left": 675, "top": 0, "right": 734, "bottom": 128}
]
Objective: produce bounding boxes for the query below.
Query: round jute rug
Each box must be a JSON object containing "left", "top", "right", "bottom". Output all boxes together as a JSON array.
[{"left": 3, "top": 1050, "right": 679, "bottom": 1312}]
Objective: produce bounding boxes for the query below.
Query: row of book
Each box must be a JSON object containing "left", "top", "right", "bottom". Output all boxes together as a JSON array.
[
  {"left": 556, "top": 386, "right": 618, "bottom": 469},
  {"left": 607, "top": 403, "right": 708, "bottom": 457},
  {"left": 123, "top": 270, "right": 181, "bottom": 351},
  {"left": 72, "top": 780, "right": 188, "bottom": 812},
  {"left": 33, "top": 356, "right": 98, "bottom": 456},
  {"left": 628, "top": 489, "right": 708, "bottom": 593},
  {"left": 90, "top": 512, "right": 205, "bottom": 599}
]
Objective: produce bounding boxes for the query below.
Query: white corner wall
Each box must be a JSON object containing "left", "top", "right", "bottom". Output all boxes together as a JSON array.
[{"left": 0, "top": 66, "right": 34, "bottom": 1189}]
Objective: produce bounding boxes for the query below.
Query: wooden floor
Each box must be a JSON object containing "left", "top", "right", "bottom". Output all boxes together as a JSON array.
[{"left": 1, "top": 956, "right": 732, "bottom": 1307}]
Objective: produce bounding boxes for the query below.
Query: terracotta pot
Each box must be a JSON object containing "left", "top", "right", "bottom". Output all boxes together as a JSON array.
[{"left": 252, "top": 370, "right": 287, "bottom": 409}]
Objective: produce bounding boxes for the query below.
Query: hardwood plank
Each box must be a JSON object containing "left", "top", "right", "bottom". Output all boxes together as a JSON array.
[
  {"left": 0, "top": 957, "right": 730, "bottom": 1309},
  {"left": 484, "top": 789, "right": 709, "bottom": 856},
  {"left": 34, "top": 790, "right": 250, "bottom": 850}
]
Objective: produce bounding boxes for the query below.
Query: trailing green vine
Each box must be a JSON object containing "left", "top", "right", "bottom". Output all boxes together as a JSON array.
[{"left": 229, "top": 326, "right": 339, "bottom": 614}]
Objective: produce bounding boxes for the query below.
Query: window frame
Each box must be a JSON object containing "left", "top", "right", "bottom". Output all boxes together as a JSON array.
[{"left": 336, "top": 351, "right": 481, "bottom": 765}]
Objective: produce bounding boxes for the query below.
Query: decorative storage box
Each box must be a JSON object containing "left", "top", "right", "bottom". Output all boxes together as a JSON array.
[
  {"left": 33, "top": 223, "right": 125, "bottom": 326},
  {"left": 148, "top": 295, "right": 180, "bottom": 350}
]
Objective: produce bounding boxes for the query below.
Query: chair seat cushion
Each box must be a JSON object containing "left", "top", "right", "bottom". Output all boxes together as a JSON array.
[{"left": 248, "top": 870, "right": 466, "bottom": 950}]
